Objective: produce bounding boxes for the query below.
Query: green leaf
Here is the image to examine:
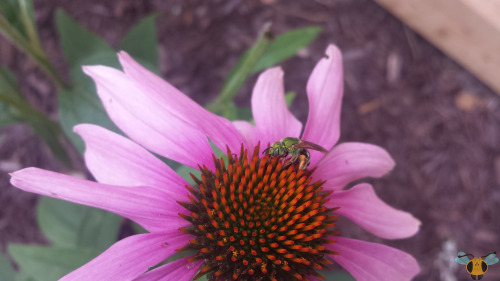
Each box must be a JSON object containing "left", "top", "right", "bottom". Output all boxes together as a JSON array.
[
  {"left": 0, "top": 102, "right": 22, "bottom": 126},
  {"left": 119, "top": 14, "right": 159, "bottom": 73},
  {"left": 0, "top": 0, "right": 35, "bottom": 40},
  {"left": 175, "top": 139, "right": 225, "bottom": 185},
  {"left": 132, "top": 221, "right": 148, "bottom": 234},
  {"left": 209, "top": 138, "right": 226, "bottom": 159},
  {"left": 222, "top": 101, "right": 238, "bottom": 120},
  {"left": 0, "top": 67, "right": 71, "bottom": 166},
  {"left": 0, "top": 252, "right": 16, "bottom": 281},
  {"left": 0, "top": 1, "right": 65, "bottom": 89},
  {"left": 0, "top": 66, "right": 23, "bottom": 100},
  {"left": 15, "top": 272, "right": 36, "bottom": 281},
  {"left": 206, "top": 26, "right": 320, "bottom": 116},
  {"left": 26, "top": 115, "right": 72, "bottom": 167},
  {"left": 196, "top": 275, "right": 209, "bottom": 281},
  {"left": 320, "top": 270, "right": 356, "bottom": 280},
  {"left": 56, "top": 10, "right": 125, "bottom": 152},
  {"left": 236, "top": 107, "right": 253, "bottom": 122},
  {"left": 207, "top": 23, "right": 273, "bottom": 115},
  {"left": 285, "top": 91, "right": 296, "bottom": 106},
  {"left": 37, "top": 197, "right": 121, "bottom": 252},
  {"left": 252, "top": 26, "right": 322, "bottom": 73},
  {"left": 58, "top": 82, "right": 120, "bottom": 153},
  {"left": 0, "top": 66, "right": 23, "bottom": 126},
  {"left": 175, "top": 165, "right": 201, "bottom": 186},
  {"left": 9, "top": 244, "right": 98, "bottom": 281},
  {"left": 56, "top": 9, "right": 115, "bottom": 69}
]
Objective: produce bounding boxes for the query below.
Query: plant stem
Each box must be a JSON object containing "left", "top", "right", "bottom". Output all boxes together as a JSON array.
[{"left": 0, "top": 14, "right": 67, "bottom": 90}]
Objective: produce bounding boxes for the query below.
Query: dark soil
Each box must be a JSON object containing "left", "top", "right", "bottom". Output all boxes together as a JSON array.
[{"left": 2, "top": 0, "right": 500, "bottom": 280}]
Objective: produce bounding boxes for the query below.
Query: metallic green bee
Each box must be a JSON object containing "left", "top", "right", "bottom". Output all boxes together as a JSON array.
[{"left": 263, "top": 137, "right": 328, "bottom": 170}]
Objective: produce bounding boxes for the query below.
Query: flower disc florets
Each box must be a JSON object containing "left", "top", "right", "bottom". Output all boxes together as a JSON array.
[{"left": 177, "top": 144, "right": 338, "bottom": 281}]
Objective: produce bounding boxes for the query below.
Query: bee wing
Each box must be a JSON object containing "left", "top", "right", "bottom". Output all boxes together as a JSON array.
[
  {"left": 455, "top": 251, "right": 470, "bottom": 265},
  {"left": 484, "top": 253, "right": 499, "bottom": 265},
  {"left": 296, "top": 140, "right": 328, "bottom": 153}
]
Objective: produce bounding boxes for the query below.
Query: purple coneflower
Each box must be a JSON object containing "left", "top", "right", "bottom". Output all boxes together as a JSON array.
[{"left": 10, "top": 45, "right": 420, "bottom": 281}]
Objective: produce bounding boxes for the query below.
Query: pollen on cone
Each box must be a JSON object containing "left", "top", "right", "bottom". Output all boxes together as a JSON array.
[{"left": 176, "top": 144, "right": 337, "bottom": 281}]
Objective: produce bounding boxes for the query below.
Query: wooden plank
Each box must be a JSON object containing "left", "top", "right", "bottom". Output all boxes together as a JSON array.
[{"left": 373, "top": 0, "right": 500, "bottom": 94}]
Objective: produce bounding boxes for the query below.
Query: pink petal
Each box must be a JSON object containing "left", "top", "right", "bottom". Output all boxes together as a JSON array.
[
  {"left": 327, "top": 184, "right": 420, "bottom": 239},
  {"left": 251, "top": 67, "right": 302, "bottom": 148},
  {"left": 74, "top": 124, "right": 188, "bottom": 201},
  {"left": 232, "top": 120, "right": 260, "bottom": 150},
  {"left": 301, "top": 45, "right": 344, "bottom": 164},
  {"left": 314, "top": 142, "right": 395, "bottom": 190},
  {"left": 117, "top": 52, "right": 245, "bottom": 154},
  {"left": 329, "top": 236, "right": 420, "bottom": 281},
  {"left": 83, "top": 65, "right": 215, "bottom": 170},
  {"left": 61, "top": 231, "right": 191, "bottom": 281},
  {"left": 133, "top": 256, "right": 203, "bottom": 281},
  {"left": 10, "top": 168, "right": 188, "bottom": 232}
]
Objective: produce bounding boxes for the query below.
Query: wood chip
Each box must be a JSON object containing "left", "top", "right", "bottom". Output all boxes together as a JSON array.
[{"left": 454, "top": 91, "right": 485, "bottom": 111}]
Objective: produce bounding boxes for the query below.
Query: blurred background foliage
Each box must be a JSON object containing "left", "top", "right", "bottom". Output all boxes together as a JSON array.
[
  {"left": 2, "top": 1, "right": 500, "bottom": 281},
  {"left": 0, "top": 1, "right": 352, "bottom": 280}
]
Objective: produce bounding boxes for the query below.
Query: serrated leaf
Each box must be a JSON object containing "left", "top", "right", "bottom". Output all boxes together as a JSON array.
[
  {"left": 37, "top": 197, "right": 121, "bottom": 252},
  {"left": 119, "top": 14, "right": 159, "bottom": 73},
  {"left": 252, "top": 26, "right": 322, "bottom": 73},
  {"left": 9, "top": 244, "right": 98, "bottom": 281},
  {"left": 0, "top": 251, "right": 16, "bottom": 281}
]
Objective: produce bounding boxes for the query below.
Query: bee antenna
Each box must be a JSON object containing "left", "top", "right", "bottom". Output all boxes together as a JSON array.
[
  {"left": 262, "top": 147, "right": 270, "bottom": 155},
  {"left": 481, "top": 252, "right": 496, "bottom": 259},
  {"left": 459, "top": 253, "right": 475, "bottom": 259}
]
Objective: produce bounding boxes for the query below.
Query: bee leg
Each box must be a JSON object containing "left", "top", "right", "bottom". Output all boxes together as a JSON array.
[
  {"left": 298, "top": 155, "right": 310, "bottom": 170},
  {"left": 282, "top": 154, "right": 297, "bottom": 169},
  {"left": 478, "top": 275, "right": 483, "bottom": 280},
  {"left": 471, "top": 275, "right": 476, "bottom": 280}
]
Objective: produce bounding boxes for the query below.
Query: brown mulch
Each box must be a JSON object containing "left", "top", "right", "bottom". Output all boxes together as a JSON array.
[{"left": 2, "top": 0, "right": 500, "bottom": 280}]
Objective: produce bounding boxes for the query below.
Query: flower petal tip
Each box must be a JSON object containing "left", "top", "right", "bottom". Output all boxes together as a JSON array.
[
  {"left": 72, "top": 123, "right": 90, "bottom": 134},
  {"left": 330, "top": 183, "right": 421, "bottom": 239},
  {"left": 264, "top": 66, "right": 284, "bottom": 76},
  {"left": 9, "top": 167, "right": 34, "bottom": 186},
  {"left": 401, "top": 214, "right": 421, "bottom": 239},
  {"left": 117, "top": 50, "right": 133, "bottom": 62},
  {"left": 81, "top": 65, "right": 95, "bottom": 76},
  {"left": 325, "top": 44, "right": 341, "bottom": 59}
]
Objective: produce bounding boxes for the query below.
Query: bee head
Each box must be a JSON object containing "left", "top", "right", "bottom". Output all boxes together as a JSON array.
[
  {"left": 263, "top": 142, "right": 285, "bottom": 157},
  {"left": 270, "top": 142, "right": 284, "bottom": 156}
]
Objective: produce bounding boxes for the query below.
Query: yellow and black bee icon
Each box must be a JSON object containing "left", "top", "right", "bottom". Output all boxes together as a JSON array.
[{"left": 455, "top": 251, "right": 499, "bottom": 280}]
